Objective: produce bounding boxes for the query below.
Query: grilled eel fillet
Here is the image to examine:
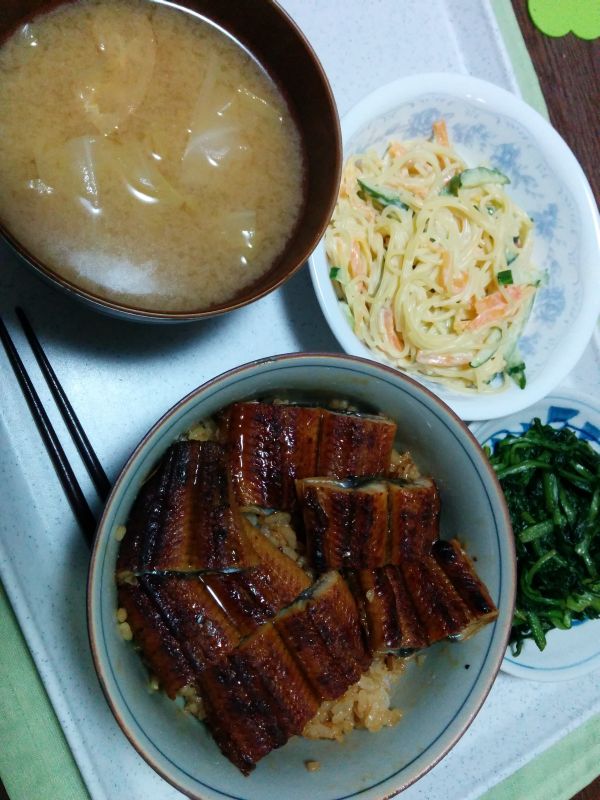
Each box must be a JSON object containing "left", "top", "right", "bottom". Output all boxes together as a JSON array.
[
  {"left": 117, "top": 440, "right": 257, "bottom": 574},
  {"left": 347, "top": 549, "right": 498, "bottom": 654},
  {"left": 199, "top": 624, "right": 320, "bottom": 775},
  {"left": 298, "top": 477, "right": 439, "bottom": 570},
  {"left": 117, "top": 582, "right": 196, "bottom": 699},
  {"left": 119, "top": 551, "right": 496, "bottom": 773},
  {"left": 201, "top": 570, "right": 369, "bottom": 773},
  {"left": 432, "top": 538, "right": 498, "bottom": 637},
  {"left": 388, "top": 479, "right": 440, "bottom": 559},
  {"left": 203, "top": 525, "right": 311, "bottom": 636},
  {"left": 345, "top": 566, "right": 428, "bottom": 654},
  {"left": 120, "top": 568, "right": 370, "bottom": 774},
  {"left": 225, "top": 402, "right": 396, "bottom": 512},
  {"left": 116, "top": 403, "right": 497, "bottom": 775},
  {"left": 117, "top": 527, "right": 311, "bottom": 696},
  {"left": 298, "top": 479, "right": 389, "bottom": 571},
  {"left": 273, "top": 571, "right": 371, "bottom": 700},
  {"left": 225, "top": 402, "right": 322, "bottom": 511},
  {"left": 317, "top": 408, "right": 397, "bottom": 479}
]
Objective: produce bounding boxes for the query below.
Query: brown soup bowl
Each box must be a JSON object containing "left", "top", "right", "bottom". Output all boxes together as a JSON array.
[{"left": 0, "top": 0, "right": 341, "bottom": 321}]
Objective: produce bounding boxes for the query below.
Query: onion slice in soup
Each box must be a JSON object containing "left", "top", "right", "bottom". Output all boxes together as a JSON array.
[{"left": 75, "top": 5, "right": 156, "bottom": 135}]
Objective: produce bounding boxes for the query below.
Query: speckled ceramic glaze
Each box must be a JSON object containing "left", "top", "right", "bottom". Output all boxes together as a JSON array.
[
  {"left": 88, "top": 354, "right": 515, "bottom": 800},
  {"left": 473, "top": 390, "right": 600, "bottom": 682},
  {"left": 309, "top": 73, "right": 600, "bottom": 421}
]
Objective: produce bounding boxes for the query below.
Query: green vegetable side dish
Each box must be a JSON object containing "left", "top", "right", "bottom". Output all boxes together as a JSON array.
[{"left": 486, "top": 420, "right": 600, "bottom": 656}]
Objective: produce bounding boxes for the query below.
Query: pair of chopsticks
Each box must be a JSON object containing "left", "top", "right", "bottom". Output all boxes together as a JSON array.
[{"left": 0, "top": 308, "right": 110, "bottom": 546}]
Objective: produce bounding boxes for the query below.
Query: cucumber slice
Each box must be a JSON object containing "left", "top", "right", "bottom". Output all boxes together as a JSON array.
[
  {"left": 357, "top": 179, "right": 409, "bottom": 210},
  {"left": 338, "top": 301, "right": 354, "bottom": 328},
  {"left": 507, "top": 358, "right": 526, "bottom": 389},
  {"left": 443, "top": 167, "right": 510, "bottom": 196},
  {"left": 461, "top": 167, "right": 510, "bottom": 188},
  {"left": 329, "top": 266, "right": 349, "bottom": 284},
  {"left": 505, "top": 287, "right": 536, "bottom": 362},
  {"left": 470, "top": 327, "right": 503, "bottom": 368}
]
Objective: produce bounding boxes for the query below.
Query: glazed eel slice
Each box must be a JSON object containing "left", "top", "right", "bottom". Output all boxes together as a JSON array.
[
  {"left": 432, "top": 538, "right": 499, "bottom": 637},
  {"left": 398, "top": 556, "right": 475, "bottom": 644},
  {"left": 317, "top": 409, "right": 397, "bottom": 479},
  {"left": 202, "top": 525, "right": 311, "bottom": 637},
  {"left": 388, "top": 478, "right": 440, "bottom": 560},
  {"left": 346, "top": 566, "right": 428, "bottom": 654},
  {"left": 347, "top": 554, "right": 498, "bottom": 653},
  {"left": 200, "top": 570, "right": 371, "bottom": 774},
  {"left": 224, "top": 402, "right": 397, "bottom": 512},
  {"left": 117, "top": 574, "right": 242, "bottom": 698},
  {"left": 199, "top": 624, "right": 319, "bottom": 775},
  {"left": 117, "top": 439, "right": 257, "bottom": 573},
  {"left": 226, "top": 402, "right": 322, "bottom": 511},
  {"left": 117, "top": 583, "right": 196, "bottom": 700},
  {"left": 347, "top": 559, "right": 472, "bottom": 649},
  {"left": 139, "top": 574, "right": 241, "bottom": 670},
  {"left": 298, "top": 477, "right": 440, "bottom": 571},
  {"left": 116, "top": 529, "right": 310, "bottom": 701},
  {"left": 297, "top": 478, "right": 388, "bottom": 571},
  {"left": 274, "top": 570, "right": 371, "bottom": 700}
]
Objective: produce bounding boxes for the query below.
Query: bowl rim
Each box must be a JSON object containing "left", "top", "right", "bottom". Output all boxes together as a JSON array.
[
  {"left": 0, "top": 0, "right": 342, "bottom": 322},
  {"left": 87, "top": 351, "right": 515, "bottom": 800},
  {"left": 308, "top": 72, "right": 600, "bottom": 421}
]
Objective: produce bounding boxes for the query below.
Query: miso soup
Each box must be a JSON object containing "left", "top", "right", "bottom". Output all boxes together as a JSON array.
[{"left": 0, "top": 0, "right": 305, "bottom": 312}]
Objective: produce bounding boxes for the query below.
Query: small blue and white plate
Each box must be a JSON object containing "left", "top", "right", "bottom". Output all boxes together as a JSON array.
[{"left": 473, "top": 390, "right": 600, "bottom": 681}]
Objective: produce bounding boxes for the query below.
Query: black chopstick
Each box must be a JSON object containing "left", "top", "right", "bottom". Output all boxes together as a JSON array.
[
  {"left": 0, "top": 315, "right": 96, "bottom": 545},
  {"left": 0, "top": 776, "right": 11, "bottom": 800},
  {"left": 15, "top": 307, "right": 111, "bottom": 503}
]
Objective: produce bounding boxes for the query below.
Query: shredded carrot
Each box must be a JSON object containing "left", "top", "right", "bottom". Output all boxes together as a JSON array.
[
  {"left": 381, "top": 307, "right": 403, "bottom": 350},
  {"left": 474, "top": 292, "right": 507, "bottom": 316},
  {"left": 411, "top": 186, "right": 428, "bottom": 199},
  {"left": 416, "top": 351, "right": 473, "bottom": 367},
  {"left": 467, "top": 286, "right": 530, "bottom": 330},
  {"left": 432, "top": 120, "right": 449, "bottom": 147},
  {"left": 439, "top": 250, "right": 468, "bottom": 294},
  {"left": 388, "top": 142, "right": 406, "bottom": 158},
  {"left": 349, "top": 241, "right": 367, "bottom": 278}
]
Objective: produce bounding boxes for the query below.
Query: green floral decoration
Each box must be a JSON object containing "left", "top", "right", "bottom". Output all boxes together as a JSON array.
[{"left": 528, "top": 0, "right": 600, "bottom": 40}]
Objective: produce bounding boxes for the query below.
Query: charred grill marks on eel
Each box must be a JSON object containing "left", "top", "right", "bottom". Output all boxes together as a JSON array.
[{"left": 116, "top": 401, "right": 498, "bottom": 773}]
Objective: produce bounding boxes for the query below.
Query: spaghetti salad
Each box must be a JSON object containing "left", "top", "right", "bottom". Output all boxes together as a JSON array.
[{"left": 326, "top": 121, "right": 539, "bottom": 393}]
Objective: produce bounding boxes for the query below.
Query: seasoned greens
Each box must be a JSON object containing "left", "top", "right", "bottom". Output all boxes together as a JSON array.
[{"left": 486, "top": 419, "right": 600, "bottom": 654}]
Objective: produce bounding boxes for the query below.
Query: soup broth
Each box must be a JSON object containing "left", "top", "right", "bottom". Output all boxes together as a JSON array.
[{"left": 0, "top": 0, "right": 305, "bottom": 312}]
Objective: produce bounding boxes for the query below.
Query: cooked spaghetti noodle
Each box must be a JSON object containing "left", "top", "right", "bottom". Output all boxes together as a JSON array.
[{"left": 326, "top": 121, "right": 538, "bottom": 392}]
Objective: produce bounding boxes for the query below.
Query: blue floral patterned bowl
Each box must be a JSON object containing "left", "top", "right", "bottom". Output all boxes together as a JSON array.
[
  {"left": 309, "top": 74, "right": 600, "bottom": 421},
  {"left": 473, "top": 390, "right": 600, "bottom": 681}
]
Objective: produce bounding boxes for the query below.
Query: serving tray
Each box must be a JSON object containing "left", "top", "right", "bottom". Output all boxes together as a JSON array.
[{"left": 1, "top": 2, "right": 598, "bottom": 799}]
